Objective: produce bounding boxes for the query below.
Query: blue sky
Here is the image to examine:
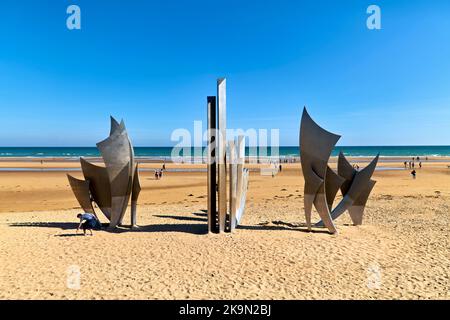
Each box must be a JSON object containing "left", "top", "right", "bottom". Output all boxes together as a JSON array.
[{"left": 0, "top": 0, "right": 449, "bottom": 146}]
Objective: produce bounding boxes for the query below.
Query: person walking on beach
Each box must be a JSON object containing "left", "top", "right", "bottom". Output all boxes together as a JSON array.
[
  {"left": 419, "top": 162, "right": 422, "bottom": 169},
  {"left": 76, "top": 213, "right": 101, "bottom": 236},
  {"left": 412, "top": 162, "right": 415, "bottom": 169},
  {"left": 411, "top": 170, "right": 417, "bottom": 179},
  {"left": 158, "top": 170, "right": 163, "bottom": 179},
  {"left": 154, "top": 170, "right": 159, "bottom": 180},
  {"left": 404, "top": 161, "right": 407, "bottom": 169}
]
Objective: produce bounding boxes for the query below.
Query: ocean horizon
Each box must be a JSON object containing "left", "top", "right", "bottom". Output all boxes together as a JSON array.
[{"left": 1, "top": 146, "right": 450, "bottom": 158}]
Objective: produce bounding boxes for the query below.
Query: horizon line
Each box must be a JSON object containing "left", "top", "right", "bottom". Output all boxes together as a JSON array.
[{"left": 1, "top": 145, "right": 450, "bottom": 148}]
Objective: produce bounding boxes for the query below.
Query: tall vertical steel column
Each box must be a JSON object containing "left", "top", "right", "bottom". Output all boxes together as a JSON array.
[
  {"left": 228, "top": 140, "right": 237, "bottom": 232},
  {"left": 217, "top": 78, "right": 227, "bottom": 232},
  {"left": 207, "top": 96, "right": 218, "bottom": 233}
]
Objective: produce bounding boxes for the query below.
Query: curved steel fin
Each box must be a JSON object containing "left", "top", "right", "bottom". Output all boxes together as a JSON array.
[
  {"left": 327, "top": 154, "right": 379, "bottom": 223},
  {"left": 96, "top": 122, "right": 134, "bottom": 228},
  {"left": 67, "top": 174, "right": 95, "bottom": 214},
  {"left": 80, "top": 157, "right": 112, "bottom": 219}
]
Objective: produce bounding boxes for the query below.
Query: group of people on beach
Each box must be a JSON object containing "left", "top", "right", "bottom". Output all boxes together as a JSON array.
[
  {"left": 154, "top": 163, "right": 166, "bottom": 180},
  {"left": 405, "top": 156, "right": 428, "bottom": 179},
  {"left": 280, "top": 158, "right": 297, "bottom": 163},
  {"left": 404, "top": 161, "right": 422, "bottom": 169}
]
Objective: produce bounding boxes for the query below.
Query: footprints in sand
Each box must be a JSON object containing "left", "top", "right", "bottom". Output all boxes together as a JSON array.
[
  {"left": 263, "top": 189, "right": 302, "bottom": 203},
  {"left": 378, "top": 194, "right": 394, "bottom": 201}
]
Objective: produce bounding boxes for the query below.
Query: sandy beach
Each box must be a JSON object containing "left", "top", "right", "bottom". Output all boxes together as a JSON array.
[{"left": 1, "top": 158, "right": 449, "bottom": 299}]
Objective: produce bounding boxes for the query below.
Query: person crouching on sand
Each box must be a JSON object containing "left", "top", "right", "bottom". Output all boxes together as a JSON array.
[{"left": 76, "top": 213, "right": 101, "bottom": 236}]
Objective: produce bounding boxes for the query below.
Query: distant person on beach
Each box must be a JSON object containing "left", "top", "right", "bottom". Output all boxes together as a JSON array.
[
  {"left": 76, "top": 213, "right": 101, "bottom": 236},
  {"left": 279, "top": 164, "right": 282, "bottom": 172},
  {"left": 155, "top": 170, "right": 159, "bottom": 180},
  {"left": 404, "top": 161, "right": 407, "bottom": 169},
  {"left": 411, "top": 170, "right": 416, "bottom": 179},
  {"left": 158, "top": 170, "right": 163, "bottom": 179},
  {"left": 408, "top": 162, "right": 412, "bottom": 169},
  {"left": 412, "top": 162, "right": 415, "bottom": 168},
  {"left": 419, "top": 162, "right": 422, "bottom": 169},
  {"left": 426, "top": 157, "right": 428, "bottom": 161},
  {"left": 162, "top": 163, "right": 166, "bottom": 171}
]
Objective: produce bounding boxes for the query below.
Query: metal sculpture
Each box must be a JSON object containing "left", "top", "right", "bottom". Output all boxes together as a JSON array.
[
  {"left": 300, "top": 107, "right": 378, "bottom": 233},
  {"left": 67, "top": 117, "right": 140, "bottom": 229},
  {"left": 326, "top": 152, "right": 378, "bottom": 225},
  {"left": 300, "top": 108, "right": 342, "bottom": 234},
  {"left": 207, "top": 78, "right": 250, "bottom": 233}
]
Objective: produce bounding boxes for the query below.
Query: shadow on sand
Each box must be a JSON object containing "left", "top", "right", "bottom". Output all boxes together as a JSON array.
[
  {"left": 238, "top": 220, "right": 332, "bottom": 234},
  {"left": 8, "top": 215, "right": 208, "bottom": 236},
  {"left": 9, "top": 213, "right": 330, "bottom": 235}
]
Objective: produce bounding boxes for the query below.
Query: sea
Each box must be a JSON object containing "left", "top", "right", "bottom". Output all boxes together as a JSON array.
[{"left": 1, "top": 146, "right": 450, "bottom": 159}]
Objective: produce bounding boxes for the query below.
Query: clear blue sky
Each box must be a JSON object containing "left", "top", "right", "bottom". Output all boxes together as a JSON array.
[{"left": 0, "top": 0, "right": 449, "bottom": 146}]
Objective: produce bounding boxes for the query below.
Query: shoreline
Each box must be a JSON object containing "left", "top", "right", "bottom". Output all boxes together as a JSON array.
[{"left": 1, "top": 155, "right": 449, "bottom": 163}]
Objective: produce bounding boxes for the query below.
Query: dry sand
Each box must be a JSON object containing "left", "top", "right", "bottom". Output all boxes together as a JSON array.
[{"left": 0, "top": 159, "right": 449, "bottom": 299}]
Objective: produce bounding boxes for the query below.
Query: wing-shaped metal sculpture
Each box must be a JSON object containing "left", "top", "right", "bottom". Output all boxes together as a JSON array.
[
  {"left": 300, "top": 108, "right": 378, "bottom": 233},
  {"left": 316, "top": 152, "right": 378, "bottom": 227},
  {"left": 335, "top": 152, "right": 377, "bottom": 225},
  {"left": 67, "top": 117, "right": 140, "bottom": 229},
  {"left": 96, "top": 118, "right": 135, "bottom": 228},
  {"left": 300, "top": 107, "right": 341, "bottom": 234}
]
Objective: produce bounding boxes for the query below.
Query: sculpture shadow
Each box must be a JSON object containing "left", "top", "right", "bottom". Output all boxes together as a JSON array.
[
  {"left": 9, "top": 222, "right": 78, "bottom": 230},
  {"left": 238, "top": 220, "right": 332, "bottom": 234},
  {"left": 153, "top": 214, "right": 207, "bottom": 222},
  {"left": 193, "top": 210, "right": 208, "bottom": 217},
  {"left": 115, "top": 223, "right": 207, "bottom": 235},
  {"left": 9, "top": 221, "right": 207, "bottom": 235}
]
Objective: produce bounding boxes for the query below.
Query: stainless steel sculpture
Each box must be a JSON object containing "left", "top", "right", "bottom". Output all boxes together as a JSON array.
[
  {"left": 300, "top": 108, "right": 341, "bottom": 234},
  {"left": 207, "top": 96, "right": 218, "bottom": 233},
  {"left": 207, "top": 78, "right": 250, "bottom": 233},
  {"left": 326, "top": 152, "right": 378, "bottom": 225},
  {"left": 67, "top": 117, "right": 140, "bottom": 229},
  {"left": 300, "top": 107, "right": 378, "bottom": 233},
  {"left": 217, "top": 78, "right": 227, "bottom": 232}
]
